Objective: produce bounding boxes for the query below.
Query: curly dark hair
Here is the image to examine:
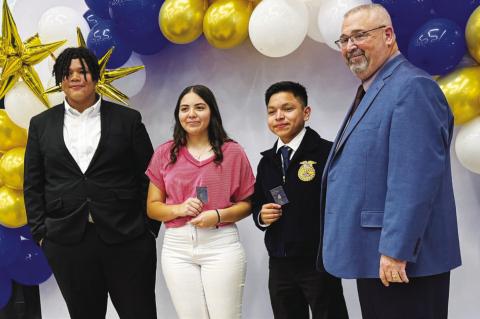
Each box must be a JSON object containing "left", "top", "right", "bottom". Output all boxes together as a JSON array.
[
  {"left": 170, "top": 85, "right": 231, "bottom": 165},
  {"left": 52, "top": 47, "right": 100, "bottom": 85}
]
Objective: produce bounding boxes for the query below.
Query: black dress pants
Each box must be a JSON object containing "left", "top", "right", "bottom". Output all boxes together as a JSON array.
[
  {"left": 269, "top": 257, "right": 349, "bottom": 319},
  {"left": 357, "top": 272, "right": 450, "bottom": 319},
  {"left": 43, "top": 223, "right": 157, "bottom": 319}
]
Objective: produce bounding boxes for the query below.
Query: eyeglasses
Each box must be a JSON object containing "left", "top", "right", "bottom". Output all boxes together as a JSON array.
[{"left": 334, "top": 25, "right": 386, "bottom": 49}]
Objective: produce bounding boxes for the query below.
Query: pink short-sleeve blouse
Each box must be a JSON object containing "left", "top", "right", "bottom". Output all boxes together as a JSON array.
[{"left": 146, "top": 140, "right": 255, "bottom": 228}]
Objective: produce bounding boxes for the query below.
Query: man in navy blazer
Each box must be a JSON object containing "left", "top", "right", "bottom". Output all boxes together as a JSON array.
[{"left": 319, "top": 4, "right": 461, "bottom": 318}]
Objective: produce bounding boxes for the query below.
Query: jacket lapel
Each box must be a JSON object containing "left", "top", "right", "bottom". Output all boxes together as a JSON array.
[
  {"left": 332, "top": 54, "right": 406, "bottom": 159},
  {"left": 262, "top": 141, "right": 282, "bottom": 173},
  {"left": 289, "top": 127, "right": 317, "bottom": 166},
  {"left": 85, "top": 100, "right": 111, "bottom": 174}
]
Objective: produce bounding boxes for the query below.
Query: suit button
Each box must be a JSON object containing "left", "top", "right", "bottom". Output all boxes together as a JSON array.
[
  {"left": 83, "top": 176, "right": 88, "bottom": 180},
  {"left": 86, "top": 198, "right": 91, "bottom": 202}
]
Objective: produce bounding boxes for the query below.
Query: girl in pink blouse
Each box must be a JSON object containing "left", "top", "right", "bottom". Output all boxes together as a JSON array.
[{"left": 146, "top": 85, "right": 255, "bottom": 319}]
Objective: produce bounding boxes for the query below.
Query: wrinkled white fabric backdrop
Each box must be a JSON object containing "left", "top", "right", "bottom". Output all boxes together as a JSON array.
[{"left": 37, "top": 37, "right": 480, "bottom": 319}]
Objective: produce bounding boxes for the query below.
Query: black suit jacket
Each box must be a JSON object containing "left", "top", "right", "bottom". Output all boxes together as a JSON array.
[
  {"left": 252, "top": 127, "right": 332, "bottom": 258},
  {"left": 24, "top": 100, "right": 160, "bottom": 244}
]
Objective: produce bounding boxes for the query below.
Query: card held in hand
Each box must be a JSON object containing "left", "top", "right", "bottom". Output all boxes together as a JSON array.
[
  {"left": 196, "top": 186, "right": 208, "bottom": 204},
  {"left": 270, "top": 186, "right": 289, "bottom": 206}
]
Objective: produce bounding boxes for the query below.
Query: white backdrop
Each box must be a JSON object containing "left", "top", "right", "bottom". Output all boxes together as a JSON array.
[{"left": 35, "top": 37, "right": 480, "bottom": 319}]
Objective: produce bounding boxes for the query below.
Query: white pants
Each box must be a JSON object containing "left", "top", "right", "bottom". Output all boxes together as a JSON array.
[{"left": 161, "top": 224, "right": 246, "bottom": 319}]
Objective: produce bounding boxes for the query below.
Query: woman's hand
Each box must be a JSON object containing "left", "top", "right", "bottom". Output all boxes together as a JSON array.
[
  {"left": 175, "top": 198, "right": 203, "bottom": 217},
  {"left": 189, "top": 210, "right": 219, "bottom": 228}
]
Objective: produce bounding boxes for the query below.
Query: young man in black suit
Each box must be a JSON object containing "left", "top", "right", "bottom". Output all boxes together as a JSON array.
[
  {"left": 252, "top": 81, "right": 348, "bottom": 319},
  {"left": 24, "top": 47, "right": 160, "bottom": 319}
]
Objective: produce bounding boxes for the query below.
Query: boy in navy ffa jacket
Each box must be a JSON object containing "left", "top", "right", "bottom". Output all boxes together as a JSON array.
[{"left": 252, "top": 81, "right": 348, "bottom": 319}]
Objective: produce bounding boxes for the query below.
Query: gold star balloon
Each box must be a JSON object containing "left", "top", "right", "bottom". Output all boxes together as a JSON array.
[
  {"left": 0, "top": 36, "right": 4, "bottom": 67},
  {"left": 45, "top": 28, "right": 144, "bottom": 106},
  {"left": 0, "top": 0, "right": 66, "bottom": 107}
]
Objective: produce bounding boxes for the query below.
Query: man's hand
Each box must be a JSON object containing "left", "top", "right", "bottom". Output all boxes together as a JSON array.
[
  {"left": 260, "top": 203, "right": 282, "bottom": 225},
  {"left": 379, "top": 254, "right": 409, "bottom": 287}
]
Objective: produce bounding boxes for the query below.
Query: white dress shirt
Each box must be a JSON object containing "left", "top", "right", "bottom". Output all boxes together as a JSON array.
[{"left": 63, "top": 98, "right": 101, "bottom": 174}]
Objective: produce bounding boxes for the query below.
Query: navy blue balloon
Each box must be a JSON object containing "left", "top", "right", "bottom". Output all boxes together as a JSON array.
[
  {"left": 109, "top": 0, "right": 163, "bottom": 35},
  {"left": 6, "top": 239, "right": 52, "bottom": 285},
  {"left": 434, "top": 0, "right": 480, "bottom": 29},
  {"left": 373, "top": 0, "right": 434, "bottom": 56},
  {"left": 11, "top": 225, "right": 33, "bottom": 240},
  {"left": 83, "top": 9, "right": 102, "bottom": 29},
  {"left": 0, "top": 271, "right": 12, "bottom": 309},
  {"left": 87, "top": 20, "right": 132, "bottom": 68},
  {"left": 122, "top": 26, "right": 169, "bottom": 55},
  {"left": 0, "top": 226, "right": 21, "bottom": 267},
  {"left": 85, "top": 0, "right": 110, "bottom": 19},
  {"left": 408, "top": 18, "right": 466, "bottom": 75}
]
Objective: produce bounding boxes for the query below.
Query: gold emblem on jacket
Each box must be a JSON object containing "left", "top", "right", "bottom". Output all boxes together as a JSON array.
[{"left": 298, "top": 161, "right": 316, "bottom": 182}]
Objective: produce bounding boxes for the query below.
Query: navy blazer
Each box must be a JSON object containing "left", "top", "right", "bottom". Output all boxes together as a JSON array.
[
  {"left": 320, "top": 55, "right": 461, "bottom": 278},
  {"left": 252, "top": 127, "right": 332, "bottom": 258}
]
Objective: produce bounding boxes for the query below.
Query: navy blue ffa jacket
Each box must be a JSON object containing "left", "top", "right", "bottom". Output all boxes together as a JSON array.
[{"left": 252, "top": 127, "right": 332, "bottom": 258}]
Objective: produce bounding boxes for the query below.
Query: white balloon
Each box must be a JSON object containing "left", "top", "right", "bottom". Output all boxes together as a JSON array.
[
  {"left": 317, "top": 0, "right": 371, "bottom": 51},
  {"left": 12, "top": 0, "right": 88, "bottom": 40},
  {"left": 112, "top": 53, "right": 147, "bottom": 98},
  {"left": 4, "top": 81, "right": 48, "bottom": 129},
  {"left": 38, "top": 6, "right": 90, "bottom": 56},
  {"left": 455, "top": 117, "right": 480, "bottom": 175},
  {"left": 305, "top": 1, "right": 324, "bottom": 43},
  {"left": 249, "top": 0, "right": 308, "bottom": 58}
]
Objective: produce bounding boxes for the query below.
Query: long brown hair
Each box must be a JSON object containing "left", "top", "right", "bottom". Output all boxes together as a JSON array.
[{"left": 170, "top": 85, "right": 230, "bottom": 165}]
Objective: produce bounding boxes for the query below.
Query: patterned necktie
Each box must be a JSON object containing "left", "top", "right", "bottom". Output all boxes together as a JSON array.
[{"left": 279, "top": 146, "right": 292, "bottom": 178}]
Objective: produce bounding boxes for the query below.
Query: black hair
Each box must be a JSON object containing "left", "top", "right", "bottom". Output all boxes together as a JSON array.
[
  {"left": 265, "top": 81, "right": 308, "bottom": 107},
  {"left": 170, "top": 85, "right": 231, "bottom": 165},
  {"left": 52, "top": 47, "right": 100, "bottom": 85}
]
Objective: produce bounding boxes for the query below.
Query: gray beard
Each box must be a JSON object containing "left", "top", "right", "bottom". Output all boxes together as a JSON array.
[{"left": 349, "top": 55, "right": 369, "bottom": 75}]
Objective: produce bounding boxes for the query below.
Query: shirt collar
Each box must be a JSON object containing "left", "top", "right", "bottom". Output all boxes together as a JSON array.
[
  {"left": 276, "top": 127, "right": 306, "bottom": 154},
  {"left": 362, "top": 51, "right": 400, "bottom": 91},
  {"left": 64, "top": 96, "right": 101, "bottom": 117}
]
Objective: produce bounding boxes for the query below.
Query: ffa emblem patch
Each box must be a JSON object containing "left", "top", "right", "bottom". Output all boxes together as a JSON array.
[{"left": 298, "top": 161, "right": 316, "bottom": 182}]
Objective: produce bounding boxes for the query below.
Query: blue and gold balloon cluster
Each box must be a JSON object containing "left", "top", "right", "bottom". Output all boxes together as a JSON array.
[
  {"left": 83, "top": 0, "right": 258, "bottom": 68},
  {"left": 0, "top": 109, "right": 52, "bottom": 309},
  {"left": 373, "top": 0, "right": 480, "bottom": 125}
]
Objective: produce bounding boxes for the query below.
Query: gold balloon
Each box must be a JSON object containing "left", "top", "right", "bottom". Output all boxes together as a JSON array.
[
  {"left": 209, "top": 0, "right": 260, "bottom": 5},
  {"left": 437, "top": 66, "right": 480, "bottom": 125},
  {"left": 203, "top": 0, "right": 253, "bottom": 49},
  {"left": 466, "top": 6, "right": 480, "bottom": 64},
  {"left": 45, "top": 28, "right": 145, "bottom": 106},
  {"left": 0, "top": 110, "right": 28, "bottom": 152},
  {"left": 0, "top": 0, "right": 66, "bottom": 107},
  {"left": 160, "top": 0, "right": 208, "bottom": 44},
  {"left": 0, "top": 153, "right": 4, "bottom": 188},
  {"left": 0, "top": 147, "right": 25, "bottom": 190},
  {"left": 0, "top": 186, "right": 27, "bottom": 228}
]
